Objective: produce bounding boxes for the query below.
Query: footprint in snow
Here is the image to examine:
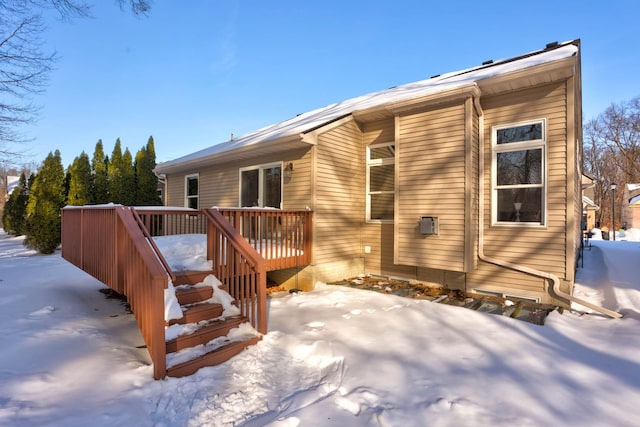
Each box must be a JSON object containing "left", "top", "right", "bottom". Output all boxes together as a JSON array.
[
  {"left": 342, "top": 309, "right": 362, "bottom": 319},
  {"left": 305, "top": 321, "right": 325, "bottom": 332}
]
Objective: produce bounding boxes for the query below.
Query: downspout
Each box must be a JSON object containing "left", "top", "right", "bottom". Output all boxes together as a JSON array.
[{"left": 473, "top": 96, "right": 621, "bottom": 319}]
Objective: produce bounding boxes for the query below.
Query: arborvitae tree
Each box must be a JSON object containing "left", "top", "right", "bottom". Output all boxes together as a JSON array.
[
  {"left": 13, "top": 172, "right": 30, "bottom": 234},
  {"left": 135, "top": 136, "right": 162, "bottom": 205},
  {"left": 3, "top": 172, "right": 30, "bottom": 235},
  {"left": 67, "top": 151, "right": 93, "bottom": 206},
  {"left": 63, "top": 170, "right": 71, "bottom": 204},
  {"left": 92, "top": 140, "right": 109, "bottom": 204},
  {"left": 24, "top": 150, "right": 66, "bottom": 254},
  {"left": 108, "top": 138, "right": 124, "bottom": 204},
  {"left": 1, "top": 194, "right": 11, "bottom": 231},
  {"left": 121, "top": 148, "right": 136, "bottom": 205}
]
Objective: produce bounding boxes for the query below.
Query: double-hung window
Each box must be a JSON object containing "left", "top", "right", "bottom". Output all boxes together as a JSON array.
[
  {"left": 185, "top": 174, "right": 199, "bottom": 209},
  {"left": 239, "top": 162, "right": 282, "bottom": 208},
  {"left": 492, "top": 119, "right": 546, "bottom": 226},
  {"left": 366, "top": 142, "right": 395, "bottom": 222}
]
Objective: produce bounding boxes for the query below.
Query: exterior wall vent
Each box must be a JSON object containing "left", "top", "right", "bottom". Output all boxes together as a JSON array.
[{"left": 420, "top": 216, "right": 438, "bottom": 235}]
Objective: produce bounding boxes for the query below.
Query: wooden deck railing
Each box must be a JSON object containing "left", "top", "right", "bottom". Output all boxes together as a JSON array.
[
  {"left": 135, "top": 207, "right": 313, "bottom": 272},
  {"left": 203, "top": 209, "right": 267, "bottom": 333},
  {"left": 134, "top": 207, "right": 269, "bottom": 333},
  {"left": 218, "top": 208, "right": 312, "bottom": 271},
  {"left": 61, "top": 206, "right": 168, "bottom": 379}
]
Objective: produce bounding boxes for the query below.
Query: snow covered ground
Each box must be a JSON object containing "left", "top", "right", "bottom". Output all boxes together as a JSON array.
[{"left": 1, "top": 228, "right": 639, "bottom": 426}]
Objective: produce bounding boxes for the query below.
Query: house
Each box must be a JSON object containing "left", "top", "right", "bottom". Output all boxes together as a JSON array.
[
  {"left": 582, "top": 174, "right": 599, "bottom": 231},
  {"left": 156, "top": 39, "right": 589, "bottom": 308},
  {"left": 1, "top": 175, "right": 20, "bottom": 219},
  {"left": 622, "top": 183, "right": 640, "bottom": 229}
]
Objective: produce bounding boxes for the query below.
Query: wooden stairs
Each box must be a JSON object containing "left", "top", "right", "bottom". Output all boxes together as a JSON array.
[{"left": 165, "top": 270, "right": 261, "bottom": 378}]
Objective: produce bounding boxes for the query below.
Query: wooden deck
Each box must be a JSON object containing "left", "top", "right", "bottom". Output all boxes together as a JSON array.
[
  {"left": 135, "top": 207, "right": 312, "bottom": 272},
  {"left": 61, "top": 206, "right": 312, "bottom": 379}
]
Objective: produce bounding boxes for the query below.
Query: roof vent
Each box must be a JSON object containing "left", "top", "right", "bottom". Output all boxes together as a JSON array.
[
  {"left": 545, "top": 41, "right": 559, "bottom": 49},
  {"left": 430, "top": 74, "right": 440, "bottom": 79},
  {"left": 482, "top": 59, "right": 493, "bottom": 65}
]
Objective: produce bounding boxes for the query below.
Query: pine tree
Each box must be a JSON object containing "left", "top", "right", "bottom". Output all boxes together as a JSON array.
[
  {"left": 135, "top": 136, "right": 162, "bottom": 205},
  {"left": 13, "top": 172, "right": 30, "bottom": 234},
  {"left": 92, "top": 140, "right": 109, "bottom": 204},
  {"left": 1, "top": 193, "right": 12, "bottom": 232},
  {"left": 67, "top": 152, "right": 93, "bottom": 206},
  {"left": 121, "top": 148, "right": 136, "bottom": 205},
  {"left": 24, "top": 150, "right": 66, "bottom": 254},
  {"left": 108, "top": 138, "right": 124, "bottom": 204},
  {"left": 2, "top": 172, "right": 28, "bottom": 236},
  {"left": 3, "top": 172, "right": 30, "bottom": 235}
]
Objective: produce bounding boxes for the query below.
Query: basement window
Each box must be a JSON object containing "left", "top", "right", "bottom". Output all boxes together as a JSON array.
[{"left": 491, "top": 119, "right": 546, "bottom": 226}]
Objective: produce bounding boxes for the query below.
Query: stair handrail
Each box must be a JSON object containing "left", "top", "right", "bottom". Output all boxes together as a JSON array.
[
  {"left": 61, "top": 205, "right": 169, "bottom": 379},
  {"left": 130, "top": 207, "right": 177, "bottom": 283},
  {"left": 203, "top": 208, "right": 267, "bottom": 334},
  {"left": 113, "top": 206, "right": 168, "bottom": 379}
]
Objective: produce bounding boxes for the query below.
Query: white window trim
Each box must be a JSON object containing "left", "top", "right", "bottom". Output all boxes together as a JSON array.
[
  {"left": 185, "top": 173, "right": 199, "bottom": 209},
  {"left": 491, "top": 118, "right": 547, "bottom": 227},
  {"left": 366, "top": 142, "right": 395, "bottom": 224},
  {"left": 238, "top": 161, "right": 283, "bottom": 208}
]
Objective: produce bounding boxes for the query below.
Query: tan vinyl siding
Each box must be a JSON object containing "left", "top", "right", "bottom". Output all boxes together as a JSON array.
[
  {"left": 468, "top": 81, "right": 569, "bottom": 297},
  {"left": 282, "top": 148, "right": 314, "bottom": 210},
  {"left": 359, "top": 118, "right": 416, "bottom": 278},
  {"left": 313, "top": 120, "right": 364, "bottom": 265},
  {"left": 395, "top": 101, "right": 468, "bottom": 272},
  {"left": 165, "top": 175, "right": 182, "bottom": 207},
  {"left": 361, "top": 221, "right": 417, "bottom": 278},
  {"left": 163, "top": 147, "right": 313, "bottom": 209}
]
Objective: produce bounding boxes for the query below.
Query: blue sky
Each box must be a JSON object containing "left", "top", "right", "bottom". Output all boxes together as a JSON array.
[{"left": 15, "top": 0, "right": 640, "bottom": 168}]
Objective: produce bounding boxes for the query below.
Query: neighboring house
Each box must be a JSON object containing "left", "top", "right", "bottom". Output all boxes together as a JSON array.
[
  {"left": 582, "top": 174, "right": 599, "bottom": 231},
  {"left": 622, "top": 183, "right": 640, "bottom": 229},
  {"left": 156, "top": 174, "right": 166, "bottom": 205},
  {"left": 1, "top": 175, "right": 20, "bottom": 219},
  {"left": 156, "top": 40, "right": 584, "bottom": 307},
  {"left": 4, "top": 176, "right": 19, "bottom": 200}
]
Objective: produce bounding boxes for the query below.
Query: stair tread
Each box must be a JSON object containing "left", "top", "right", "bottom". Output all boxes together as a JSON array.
[
  {"left": 166, "top": 316, "right": 247, "bottom": 353},
  {"left": 166, "top": 336, "right": 262, "bottom": 378},
  {"left": 174, "top": 285, "right": 214, "bottom": 305},
  {"left": 168, "top": 302, "right": 224, "bottom": 325},
  {"left": 173, "top": 270, "right": 216, "bottom": 285}
]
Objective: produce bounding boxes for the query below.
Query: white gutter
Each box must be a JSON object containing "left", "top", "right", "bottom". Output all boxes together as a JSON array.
[{"left": 473, "top": 97, "right": 622, "bottom": 319}]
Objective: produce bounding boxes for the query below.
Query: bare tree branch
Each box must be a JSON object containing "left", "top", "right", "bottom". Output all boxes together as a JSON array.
[{"left": 0, "top": 0, "right": 152, "bottom": 165}]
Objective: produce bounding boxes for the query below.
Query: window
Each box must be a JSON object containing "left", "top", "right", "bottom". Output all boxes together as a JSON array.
[
  {"left": 185, "top": 174, "right": 199, "bottom": 209},
  {"left": 492, "top": 120, "right": 546, "bottom": 225},
  {"left": 367, "top": 142, "right": 395, "bottom": 222},
  {"left": 239, "top": 162, "right": 282, "bottom": 208}
]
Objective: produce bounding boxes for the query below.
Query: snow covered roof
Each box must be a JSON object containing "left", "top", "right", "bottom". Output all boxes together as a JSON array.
[
  {"left": 583, "top": 195, "right": 599, "bottom": 210},
  {"left": 156, "top": 41, "right": 579, "bottom": 174},
  {"left": 5, "top": 175, "right": 19, "bottom": 196},
  {"left": 625, "top": 184, "right": 640, "bottom": 205},
  {"left": 630, "top": 194, "right": 640, "bottom": 206},
  {"left": 627, "top": 183, "right": 640, "bottom": 192}
]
